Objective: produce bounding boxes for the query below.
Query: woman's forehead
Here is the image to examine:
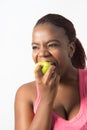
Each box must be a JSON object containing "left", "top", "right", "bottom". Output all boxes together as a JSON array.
[
  {"left": 33, "top": 23, "right": 65, "bottom": 33},
  {"left": 32, "top": 23, "right": 69, "bottom": 43}
]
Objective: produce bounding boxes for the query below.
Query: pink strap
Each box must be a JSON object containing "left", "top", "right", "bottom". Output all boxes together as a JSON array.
[{"left": 34, "top": 86, "right": 41, "bottom": 113}]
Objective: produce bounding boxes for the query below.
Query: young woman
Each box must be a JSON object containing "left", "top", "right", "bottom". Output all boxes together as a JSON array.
[{"left": 14, "top": 13, "right": 87, "bottom": 130}]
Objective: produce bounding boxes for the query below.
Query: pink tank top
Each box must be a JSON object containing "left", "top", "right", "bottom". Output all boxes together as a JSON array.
[{"left": 34, "top": 69, "right": 87, "bottom": 130}]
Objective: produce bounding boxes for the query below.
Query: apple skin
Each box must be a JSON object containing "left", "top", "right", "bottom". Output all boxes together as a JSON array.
[{"left": 35, "top": 61, "right": 51, "bottom": 75}]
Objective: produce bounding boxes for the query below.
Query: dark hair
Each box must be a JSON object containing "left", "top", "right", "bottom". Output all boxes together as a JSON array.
[{"left": 34, "top": 13, "right": 86, "bottom": 69}]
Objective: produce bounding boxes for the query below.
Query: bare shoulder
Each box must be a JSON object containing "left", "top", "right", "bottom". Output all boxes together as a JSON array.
[
  {"left": 14, "top": 81, "right": 37, "bottom": 129},
  {"left": 15, "top": 81, "right": 37, "bottom": 106}
]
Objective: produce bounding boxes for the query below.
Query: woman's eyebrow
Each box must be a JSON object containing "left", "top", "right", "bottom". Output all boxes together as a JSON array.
[
  {"left": 32, "top": 42, "right": 39, "bottom": 45},
  {"left": 31, "top": 39, "right": 61, "bottom": 45},
  {"left": 46, "top": 39, "right": 61, "bottom": 44}
]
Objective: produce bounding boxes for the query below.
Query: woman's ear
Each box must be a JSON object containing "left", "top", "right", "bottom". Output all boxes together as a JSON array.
[{"left": 68, "top": 42, "right": 75, "bottom": 58}]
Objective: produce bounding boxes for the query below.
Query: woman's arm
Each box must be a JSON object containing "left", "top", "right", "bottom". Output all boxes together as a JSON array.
[
  {"left": 14, "top": 84, "right": 53, "bottom": 130},
  {"left": 14, "top": 85, "right": 34, "bottom": 130}
]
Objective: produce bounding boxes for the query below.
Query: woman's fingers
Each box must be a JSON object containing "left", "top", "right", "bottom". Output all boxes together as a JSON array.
[
  {"left": 34, "top": 64, "right": 60, "bottom": 89},
  {"left": 34, "top": 65, "right": 43, "bottom": 80}
]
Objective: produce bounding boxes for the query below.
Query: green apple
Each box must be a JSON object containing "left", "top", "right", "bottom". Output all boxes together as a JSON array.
[{"left": 34, "top": 61, "right": 51, "bottom": 75}]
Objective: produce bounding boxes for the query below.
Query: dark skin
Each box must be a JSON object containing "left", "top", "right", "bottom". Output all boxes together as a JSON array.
[{"left": 14, "top": 23, "right": 80, "bottom": 130}]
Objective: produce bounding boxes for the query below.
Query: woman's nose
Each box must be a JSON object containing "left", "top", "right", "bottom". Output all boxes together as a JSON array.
[{"left": 38, "top": 47, "right": 50, "bottom": 57}]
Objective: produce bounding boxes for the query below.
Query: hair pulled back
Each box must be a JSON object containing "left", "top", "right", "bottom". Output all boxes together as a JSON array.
[{"left": 35, "top": 13, "right": 86, "bottom": 69}]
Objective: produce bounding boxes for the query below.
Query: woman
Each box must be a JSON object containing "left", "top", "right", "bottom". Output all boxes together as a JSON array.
[{"left": 14, "top": 13, "right": 87, "bottom": 130}]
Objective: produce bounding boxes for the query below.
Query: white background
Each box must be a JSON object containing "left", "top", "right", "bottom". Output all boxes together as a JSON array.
[{"left": 0, "top": 0, "right": 87, "bottom": 130}]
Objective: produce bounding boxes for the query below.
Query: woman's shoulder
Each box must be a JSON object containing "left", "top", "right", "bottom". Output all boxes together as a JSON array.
[{"left": 15, "top": 81, "right": 37, "bottom": 104}]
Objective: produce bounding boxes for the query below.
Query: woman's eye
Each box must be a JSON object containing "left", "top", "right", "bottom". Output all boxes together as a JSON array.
[
  {"left": 32, "top": 46, "right": 39, "bottom": 50},
  {"left": 47, "top": 43, "right": 60, "bottom": 48}
]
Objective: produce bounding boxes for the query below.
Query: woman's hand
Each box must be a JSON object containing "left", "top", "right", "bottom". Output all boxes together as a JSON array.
[{"left": 34, "top": 64, "right": 60, "bottom": 104}]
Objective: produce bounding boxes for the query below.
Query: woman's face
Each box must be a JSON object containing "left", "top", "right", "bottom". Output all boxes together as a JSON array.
[{"left": 32, "top": 23, "right": 74, "bottom": 75}]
